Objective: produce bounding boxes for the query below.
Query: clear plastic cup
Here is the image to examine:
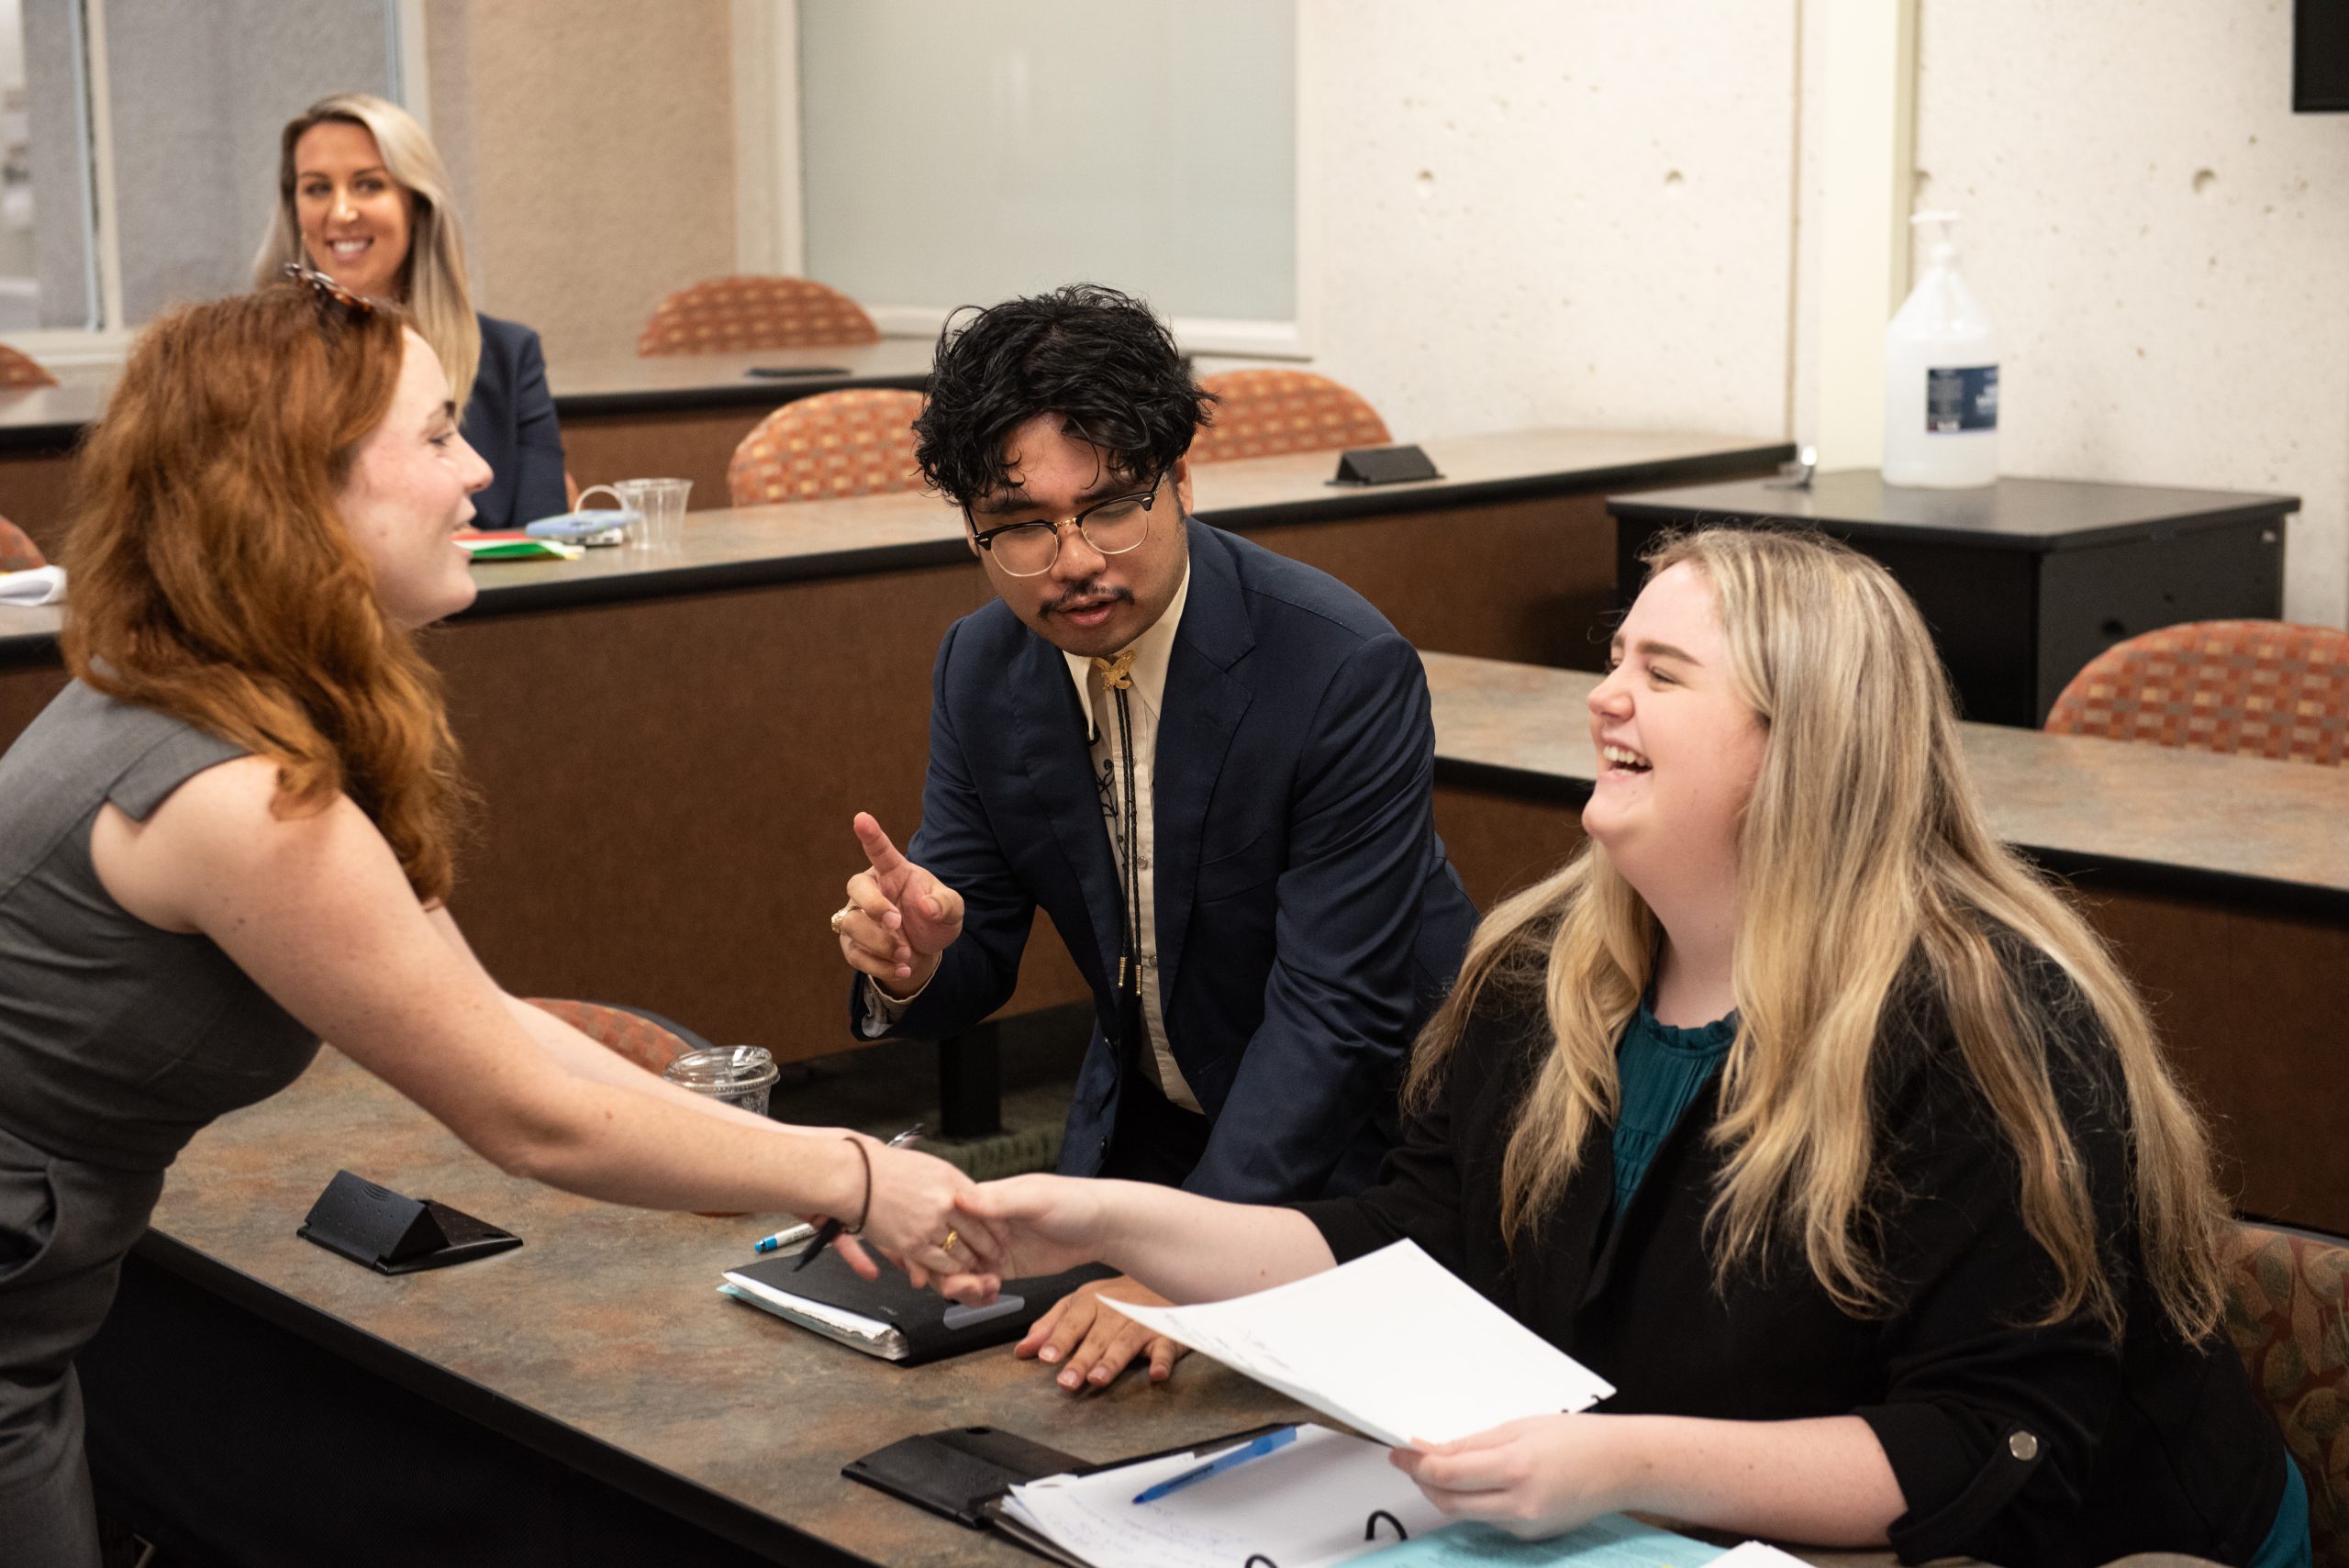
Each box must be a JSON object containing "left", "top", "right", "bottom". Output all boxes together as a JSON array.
[
  {"left": 662, "top": 1045, "right": 781, "bottom": 1118},
  {"left": 616, "top": 477, "right": 692, "bottom": 552}
]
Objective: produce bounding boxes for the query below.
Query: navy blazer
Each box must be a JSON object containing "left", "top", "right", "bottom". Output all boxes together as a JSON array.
[
  {"left": 865, "top": 520, "right": 1479, "bottom": 1201},
  {"left": 462, "top": 312, "right": 568, "bottom": 530}
]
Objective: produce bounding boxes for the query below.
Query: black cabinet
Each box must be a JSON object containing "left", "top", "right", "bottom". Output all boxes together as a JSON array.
[{"left": 1607, "top": 472, "right": 2295, "bottom": 728}]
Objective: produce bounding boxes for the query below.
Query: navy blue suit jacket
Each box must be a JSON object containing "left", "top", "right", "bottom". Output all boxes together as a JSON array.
[
  {"left": 462, "top": 313, "right": 568, "bottom": 530},
  {"left": 866, "top": 520, "right": 1478, "bottom": 1201}
]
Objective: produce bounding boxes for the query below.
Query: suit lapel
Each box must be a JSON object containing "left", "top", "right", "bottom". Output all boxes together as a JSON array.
[
  {"left": 1010, "top": 633, "right": 1125, "bottom": 1001},
  {"left": 1152, "top": 523, "right": 1255, "bottom": 1014}
]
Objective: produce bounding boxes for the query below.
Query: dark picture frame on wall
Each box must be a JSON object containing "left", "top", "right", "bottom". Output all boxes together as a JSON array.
[{"left": 2297, "top": 0, "right": 2349, "bottom": 111}]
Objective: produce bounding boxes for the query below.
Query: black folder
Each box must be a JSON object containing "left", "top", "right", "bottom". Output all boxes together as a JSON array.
[{"left": 722, "top": 1248, "right": 1110, "bottom": 1365}]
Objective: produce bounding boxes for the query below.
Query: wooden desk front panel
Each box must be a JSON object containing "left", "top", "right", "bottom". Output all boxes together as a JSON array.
[
  {"left": 0, "top": 446, "right": 80, "bottom": 558},
  {"left": 0, "top": 660, "right": 70, "bottom": 746},
  {"left": 2075, "top": 885, "right": 2348, "bottom": 1229},
  {"left": 434, "top": 566, "right": 1090, "bottom": 1059},
  {"left": 1251, "top": 493, "right": 1618, "bottom": 672},
  {"left": 1431, "top": 777, "right": 2349, "bottom": 1235}
]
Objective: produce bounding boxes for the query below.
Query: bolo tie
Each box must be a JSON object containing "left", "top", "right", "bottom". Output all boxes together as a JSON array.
[{"left": 1092, "top": 650, "right": 1145, "bottom": 1028}]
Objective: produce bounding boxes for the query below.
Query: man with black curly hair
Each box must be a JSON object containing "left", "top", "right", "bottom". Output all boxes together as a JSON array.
[{"left": 830, "top": 285, "right": 1476, "bottom": 1388}]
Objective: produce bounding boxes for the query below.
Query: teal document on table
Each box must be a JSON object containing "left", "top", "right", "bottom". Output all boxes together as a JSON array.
[{"left": 1364, "top": 1513, "right": 1773, "bottom": 1566}]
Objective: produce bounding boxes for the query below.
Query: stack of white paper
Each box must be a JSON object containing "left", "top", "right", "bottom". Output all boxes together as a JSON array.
[
  {"left": 1102, "top": 1240, "right": 1616, "bottom": 1449},
  {"left": 1003, "top": 1430, "right": 1808, "bottom": 1568},
  {"left": 1003, "top": 1424, "right": 1444, "bottom": 1568}
]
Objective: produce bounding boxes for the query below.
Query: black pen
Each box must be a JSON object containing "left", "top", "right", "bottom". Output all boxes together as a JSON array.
[{"left": 794, "top": 1122, "right": 925, "bottom": 1272}]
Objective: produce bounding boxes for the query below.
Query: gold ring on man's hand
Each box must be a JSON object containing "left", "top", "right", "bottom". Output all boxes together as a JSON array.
[
  {"left": 829, "top": 906, "right": 852, "bottom": 935},
  {"left": 941, "top": 1229, "right": 960, "bottom": 1254}
]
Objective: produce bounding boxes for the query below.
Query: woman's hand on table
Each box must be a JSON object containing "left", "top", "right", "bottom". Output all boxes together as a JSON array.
[
  {"left": 1017, "top": 1276, "right": 1190, "bottom": 1392},
  {"left": 1390, "top": 1415, "right": 1632, "bottom": 1540}
]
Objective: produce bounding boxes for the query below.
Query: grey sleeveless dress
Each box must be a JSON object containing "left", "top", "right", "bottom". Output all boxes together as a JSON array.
[{"left": 0, "top": 682, "right": 320, "bottom": 1566}]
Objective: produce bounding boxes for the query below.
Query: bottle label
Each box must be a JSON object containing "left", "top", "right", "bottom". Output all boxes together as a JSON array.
[{"left": 1925, "top": 365, "right": 1998, "bottom": 432}]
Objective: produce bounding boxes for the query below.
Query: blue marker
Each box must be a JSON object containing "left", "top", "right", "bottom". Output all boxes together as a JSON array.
[
  {"left": 1131, "top": 1426, "right": 1298, "bottom": 1506},
  {"left": 751, "top": 1222, "right": 817, "bottom": 1255}
]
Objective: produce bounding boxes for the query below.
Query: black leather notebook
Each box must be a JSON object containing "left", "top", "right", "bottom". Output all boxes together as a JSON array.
[{"left": 721, "top": 1248, "right": 1110, "bottom": 1364}]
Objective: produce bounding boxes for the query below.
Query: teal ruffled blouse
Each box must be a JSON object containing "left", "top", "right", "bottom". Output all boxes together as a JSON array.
[{"left": 1608, "top": 1001, "right": 1737, "bottom": 1223}]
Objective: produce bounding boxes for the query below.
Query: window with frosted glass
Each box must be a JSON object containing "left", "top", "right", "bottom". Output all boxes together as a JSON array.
[{"left": 800, "top": 1, "right": 1295, "bottom": 323}]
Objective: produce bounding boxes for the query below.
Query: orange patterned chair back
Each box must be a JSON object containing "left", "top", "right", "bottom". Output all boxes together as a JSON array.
[
  {"left": 0, "top": 342, "right": 57, "bottom": 389},
  {"left": 637, "top": 275, "right": 880, "bottom": 356},
  {"left": 2045, "top": 620, "right": 2349, "bottom": 766},
  {"left": 729, "top": 388, "right": 927, "bottom": 506},
  {"left": 0, "top": 516, "right": 42, "bottom": 573},
  {"left": 2221, "top": 1224, "right": 2349, "bottom": 1564},
  {"left": 525, "top": 998, "right": 701, "bottom": 1075},
  {"left": 1188, "top": 369, "right": 1391, "bottom": 464}
]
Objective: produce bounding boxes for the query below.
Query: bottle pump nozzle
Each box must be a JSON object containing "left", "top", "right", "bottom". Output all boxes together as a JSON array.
[{"left": 1910, "top": 208, "right": 1962, "bottom": 266}]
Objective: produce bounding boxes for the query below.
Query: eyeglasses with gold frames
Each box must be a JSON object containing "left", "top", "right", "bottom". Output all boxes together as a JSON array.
[{"left": 965, "top": 472, "right": 1165, "bottom": 578}]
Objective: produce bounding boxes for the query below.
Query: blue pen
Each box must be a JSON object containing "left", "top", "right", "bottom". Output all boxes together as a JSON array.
[{"left": 1131, "top": 1426, "right": 1298, "bottom": 1506}]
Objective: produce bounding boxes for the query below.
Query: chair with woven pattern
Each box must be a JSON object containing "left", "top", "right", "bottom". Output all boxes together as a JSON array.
[
  {"left": 2045, "top": 621, "right": 2349, "bottom": 766},
  {"left": 0, "top": 515, "right": 43, "bottom": 573},
  {"left": 525, "top": 998, "right": 712, "bottom": 1076},
  {"left": 728, "top": 388, "right": 927, "bottom": 506},
  {"left": 1187, "top": 369, "right": 1391, "bottom": 465},
  {"left": 0, "top": 342, "right": 58, "bottom": 389},
  {"left": 636, "top": 275, "right": 881, "bottom": 357},
  {"left": 2221, "top": 1223, "right": 2349, "bottom": 1565}
]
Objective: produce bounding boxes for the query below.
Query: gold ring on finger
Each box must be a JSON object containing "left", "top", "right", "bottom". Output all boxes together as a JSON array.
[
  {"left": 829, "top": 906, "right": 852, "bottom": 935},
  {"left": 941, "top": 1229, "right": 960, "bottom": 1254}
]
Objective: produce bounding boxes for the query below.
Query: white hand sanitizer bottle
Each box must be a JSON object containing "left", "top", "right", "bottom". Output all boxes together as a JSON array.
[{"left": 1882, "top": 210, "right": 1998, "bottom": 488}]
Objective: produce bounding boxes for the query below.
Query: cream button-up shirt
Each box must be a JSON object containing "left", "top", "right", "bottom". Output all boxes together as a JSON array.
[
  {"left": 1059, "top": 566, "right": 1198, "bottom": 1113},
  {"left": 864, "top": 568, "right": 1202, "bottom": 1116}
]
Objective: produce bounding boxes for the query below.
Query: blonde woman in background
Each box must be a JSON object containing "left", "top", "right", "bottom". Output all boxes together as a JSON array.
[
  {"left": 952, "top": 529, "right": 2310, "bottom": 1568},
  {"left": 255, "top": 93, "right": 567, "bottom": 529}
]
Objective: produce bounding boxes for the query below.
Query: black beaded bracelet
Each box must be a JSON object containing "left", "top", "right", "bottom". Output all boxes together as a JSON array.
[{"left": 842, "top": 1137, "right": 874, "bottom": 1235}]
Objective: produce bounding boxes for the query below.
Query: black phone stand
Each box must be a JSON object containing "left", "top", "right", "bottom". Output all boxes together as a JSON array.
[
  {"left": 1327, "top": 444, "right": 1442, "bottom": 486},
  {"left": 297, "top": 1169, "right": 522, "bottom": 1274}
]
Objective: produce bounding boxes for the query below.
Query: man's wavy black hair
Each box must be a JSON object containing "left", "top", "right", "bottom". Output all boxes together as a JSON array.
[{"left": 912, "top": 284, "right": 1217, "bottom": 509}]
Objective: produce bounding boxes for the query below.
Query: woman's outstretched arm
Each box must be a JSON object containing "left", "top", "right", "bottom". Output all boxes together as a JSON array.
[
  {"left": 952, "top": 1172, "right": 1336, "bottom": 1302},
  {"left": 88, "top": 756, "right": 992, "bottom": 1284}
]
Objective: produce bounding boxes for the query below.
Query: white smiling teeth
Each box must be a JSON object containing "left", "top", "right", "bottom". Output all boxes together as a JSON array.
[{"left": 1601, "top": 745, "right": 1651, "bottom": 771}]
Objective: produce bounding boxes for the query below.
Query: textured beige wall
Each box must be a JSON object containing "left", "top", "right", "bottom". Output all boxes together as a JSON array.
[
  {"left": 427, "top": 0, "right": 739, "bottom": 364},
  {"left": 1303, "top": 1, "right": 1799, "bottom": 447}
]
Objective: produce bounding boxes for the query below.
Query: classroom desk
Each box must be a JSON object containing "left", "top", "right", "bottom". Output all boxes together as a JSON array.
[
  {"left": 0, "top": 340, "right": 939, "bottom": 555},
  {"left": 1419, "top": 651, "right": 2349, "bottom": 1234},
  {"left": 1609, "top": 473, "right": 2297, "bottom": 727},
  {"left": 0, "top": 428, "right": 1787, "bottom": 1068},
  {"left": 82, "top": 1044, "right": 1930, "bottom": 1568}
]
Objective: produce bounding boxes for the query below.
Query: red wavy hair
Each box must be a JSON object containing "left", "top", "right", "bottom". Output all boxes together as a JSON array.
[{"left": 61, "top": 285, "right": 467, "bottom": 901}]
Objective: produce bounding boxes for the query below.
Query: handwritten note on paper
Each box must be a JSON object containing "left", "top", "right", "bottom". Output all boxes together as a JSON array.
[{"left": 1102, "top": 1240, "right": 1615, "bottom": 1449}]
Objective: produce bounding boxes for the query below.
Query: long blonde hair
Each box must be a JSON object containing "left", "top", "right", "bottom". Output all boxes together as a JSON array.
[
  {"left": 253, "top": 94, "right": 480, "bottom": 413},
  {"left": 1407, "top": 528, "right": 2227, "bottom": 1340}
]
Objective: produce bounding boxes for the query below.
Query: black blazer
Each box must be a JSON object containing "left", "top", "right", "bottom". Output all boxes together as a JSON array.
[
  {"left": 863, "top": 520, "right": 1479, "bottom": 1202},
  {"left": 461, "top": 313, "right": 567, "bottom": 530},
  {"left": 1298, "top": 952, "right": 2286, "bottom": 1568}
]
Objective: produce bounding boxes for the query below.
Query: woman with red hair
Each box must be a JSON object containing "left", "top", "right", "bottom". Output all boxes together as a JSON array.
[{"left": 0, "top": 279, "right": 1000, "bottom": 1564}]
